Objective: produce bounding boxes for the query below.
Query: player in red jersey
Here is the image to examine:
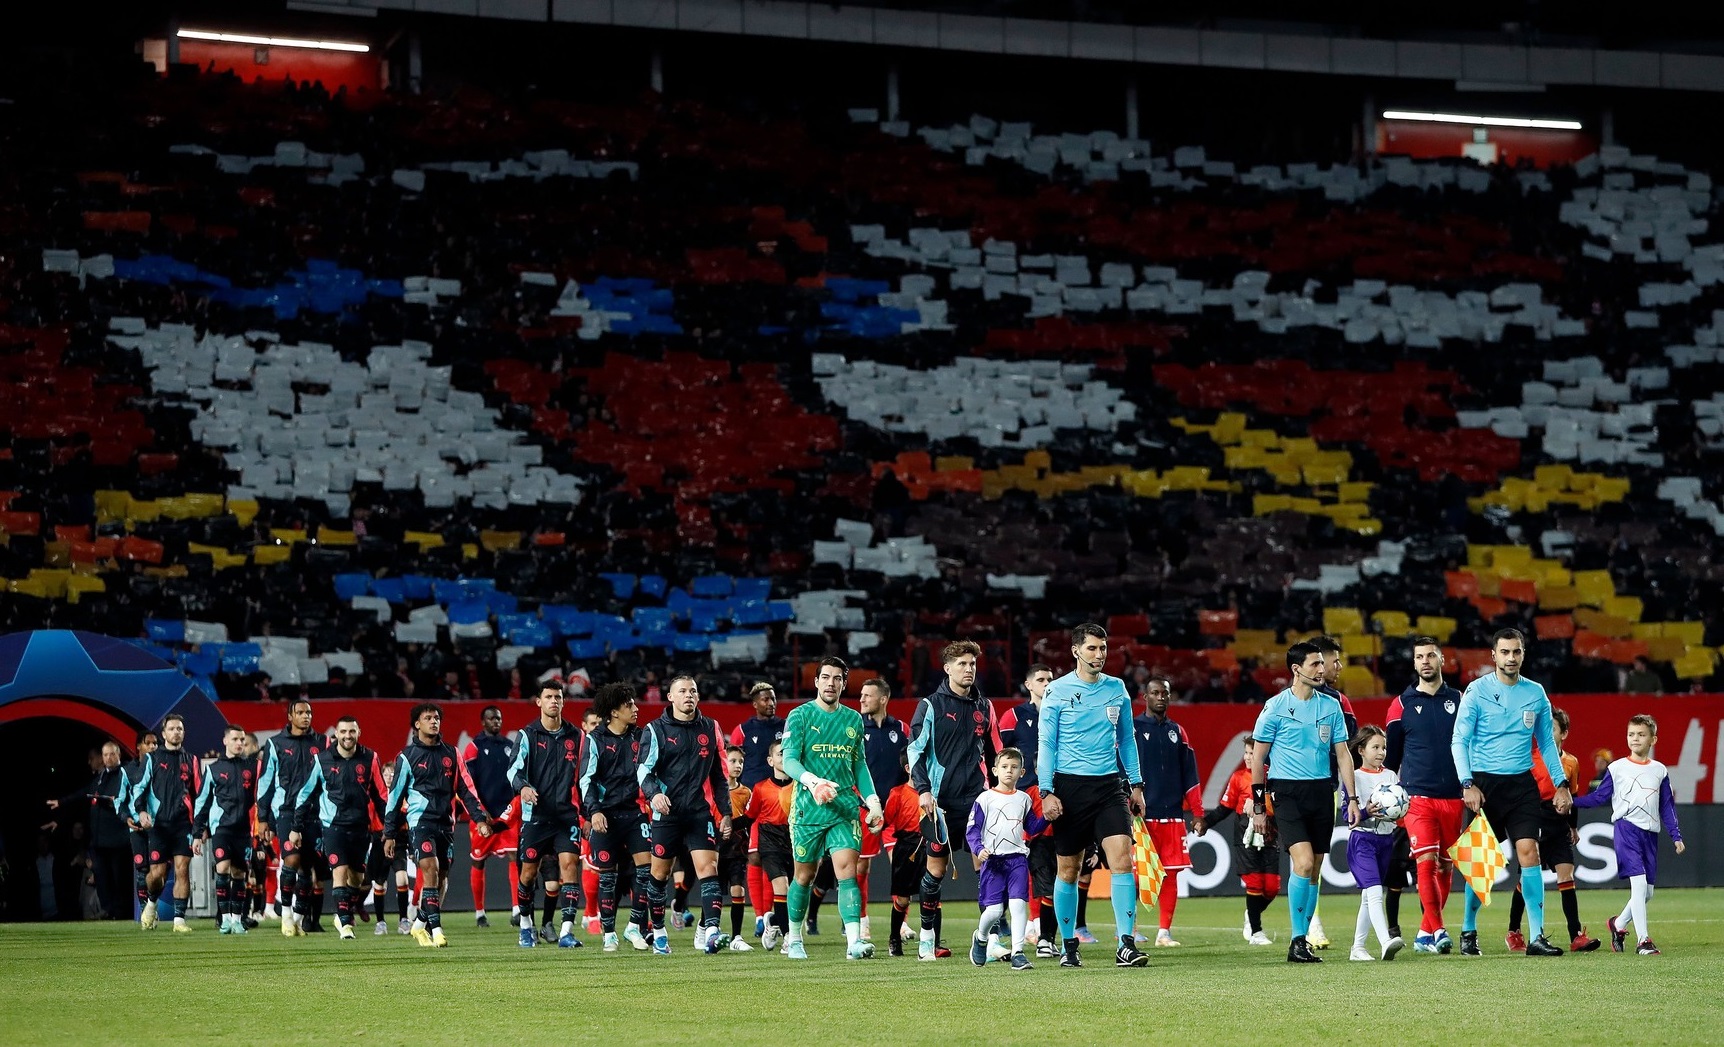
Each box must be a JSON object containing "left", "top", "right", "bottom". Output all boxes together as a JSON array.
[
  {"left": 1198, "top": 737, "right": 1281, "bottom": 946},
  {"left": 743, "top": 741, "right": 793, "bottom": 950}
]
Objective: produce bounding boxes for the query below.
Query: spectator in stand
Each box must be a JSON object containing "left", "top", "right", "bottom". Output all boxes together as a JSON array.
[{"left": 1623, "top": 657, "right": 1662, "bottom": 695}]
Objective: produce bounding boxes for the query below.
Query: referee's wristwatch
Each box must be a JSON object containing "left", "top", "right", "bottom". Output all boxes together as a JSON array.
[{"left": 1460, "top": 779, "right": 1474, "bottom": 790}]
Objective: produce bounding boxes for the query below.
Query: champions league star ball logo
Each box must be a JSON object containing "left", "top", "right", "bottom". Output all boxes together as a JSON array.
[{"left": 1106, "top": 707, "right": 1120, "bottom": 725}]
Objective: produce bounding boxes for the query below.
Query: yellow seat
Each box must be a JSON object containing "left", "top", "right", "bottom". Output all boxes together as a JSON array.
[
  {"left": 1212, "top": 413, "right": 1248, "bottom": 444},
  {"left": 27, "top": 569, "right": 72, "bottom": 599},
  {"left": 1021, "top": 450, "right": 1052, "bottom": 471},
  {"left": 94, "top": 490, "right": 131, "bottom": 525},
  {"left": 226, "top": 499, "right": 260, "bottom": 527},
  {"left": 1573, "top": 570, "right": 1616, "bottom": 606},
  {"left": 1646, "top": 637, "right": 1686, "bottom": 662},
  {"left": 270, "top": 528, "right": 307, "bottom": 545},
  {"left": 462, "top": 542, "right": 480, "bottom": 560},
  {"left": 1664, "top": 621, "right": 1706, "bottom": 646},
  {"left": 935, "top": 455, "right": 974, "bottom": 472},
  {"left": 1302, "top": 462, "right": 1348, "bottom": 486},
  {"left": 1533, "top": 464, "right": 1574, "bottom": 489},
  {"left": 1674, "top": 648, "right": 1718, "bottom": 679},
  {"left": 480, "top": 529, "right": 523, "bottom": 552},
  {"left": 1339, "top": 665, "right": 1381, "bottom": 698},
  {"left": 1602, "top": 595, "right": 1644, "bottom": 623},
  {"left": 1323, "top": 607, "right": 1364, "bottom": 636},
  {"left": 251, "top": 544, "right": 292, "bottom": 565},
  {"left": 1538, "top": 585, "right": 1579, "bottom": 610},
  {"left": 127, "top": 499, "right": 163, "bottom": 524},
  {"left": 1342, "top": 633, "right": 1381, "bottom": 657},
  {"left": 316, "top": 529, "right": 358, "bottom": 547},
  {"left": 404, "top": 531, "right": 445, "bottom": 549},
  {"left": 65, "top": 575, "right": 106, "bottom": 603},
  {"left": 1338, "top": 482, "right": 1373, "bottom": 503},
  {"left": 1371, "top": 610, "right": 1412, "bottom": 637},
  {"left": 1416, "top": 616, "right": 1457, "bottom": 643}
]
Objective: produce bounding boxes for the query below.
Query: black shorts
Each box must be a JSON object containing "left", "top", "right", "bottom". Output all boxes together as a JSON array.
[
  {"left": 589, "top": 810, "right": 650, "bottom": 868},
  {"left": 321, "top": 827, "right": 371, "bottom": 872},
  {"left": 409, "top": 825, "right": 454, "bottom": 865},
  {"left": 209, "top": 828, "right": 252, "bottom": 867},
  {"left": 276, "top": 816, "right": 322, "bottom": 865},
  {"left": 1537, "top": 804, "right": 1575, "bottom": 869},
  {"left": 147, "top": 819, "right": 194, "bottom": 862},
  {"left": 719, "top": 848, "right": 747, "bottom": 890},
  {"left": 1475, "top": 771, "right": 1543, "bottom": 847},
  {"left": 890, "top": 832, "right": 927, "bottom": 896},
  {"left": 1029, "top": 835, "right": 1056, "bottom": 898},
  {"left": 923, "top": 803, "right": 971, "bottom": 859},
  {"left": 1388, "top": 827, "right": 1416, "bottom": 884},
  {"left": 1269, "top": 778, "right": 1339, "bottom": 855},
  {"left": 1049, "top": 774, "right": 1133, "bottom": 857},
  {"left": 650, "top": 813, "right": 718, "bottom": 859},
  {"left": 365, "top": 833, "right": 394, "bottom": 882},
  {"left": 756, "top": 823, "right": 793, "bottom": 882},
  {"left": 520, "top": 818, "right": 581, "bottom": 862},
  {"left": 1238, "top": 841, "right": 1279, "bottom": 876}
]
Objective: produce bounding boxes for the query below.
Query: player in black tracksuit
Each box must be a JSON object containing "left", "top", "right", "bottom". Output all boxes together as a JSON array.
[
  {"left": 581, "top": 682, "right": 652, "bottom": 945},
  {"left": 194, "top": 725, "right": 259, "bottom": 934},
  {"left": 508, "top": 683, "right": 588, "bottom": 947},
  {"left": 293, "top": 716, "right": 389, "bottom": 936},
  {"left": 637, "top": 676, "right": 732, "bottom": 950},
  {"left": 132, "top": 714, "right": 203, "bottom": 930},
  {"left": 384, "top": 703, "right": 491, "bottom": 946},
  {"left": 114, "top": 729, "right": 160, "bottom": 921},
  {"left": 255, "top": 700, "right": 324, "bottom": 929}
]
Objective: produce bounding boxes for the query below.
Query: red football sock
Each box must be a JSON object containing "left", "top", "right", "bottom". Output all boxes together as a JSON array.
[
  {"left": 508, "top": 860, "right": 520, "bottom": 907},
  {"left": 583, "top": 866, "right": 600, "bottom": 920},
  {"left": 1028, "top": 893, "right": 1040, "bottom": 920},
  {"left": 1416, "top": 859, "right": 1443, "bottom": 934},
  {"left": 748, "top": 863, "right": 770, "bottom": 919},
  {"left": 470, "top": 866, "right": 486, "bottom": 911},
  {"left": 1436, "top": 864, "right": 1452, "bottom": 912},
  {"left": 1158, "top": 881, "right": 1178, "bottom": 931}
]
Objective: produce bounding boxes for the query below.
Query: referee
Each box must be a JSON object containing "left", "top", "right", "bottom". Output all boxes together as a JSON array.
[
  {"left": 1037, "top": 623, "right": 1148, "bottom": 969},
  {"left": 1451, "top": 628, "right": 1570, "bottom": 958},
  {"left": 1250, "top": 641, "right": 1357, "bottom": 964}
]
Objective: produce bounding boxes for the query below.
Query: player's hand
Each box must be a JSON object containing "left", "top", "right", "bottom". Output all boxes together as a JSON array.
[
  {"left": 1041, "top": 794, "right": 1063, "bottom": 821},
  {"left": 719, "top": 815, "right": 732, "bottom": 840},
  {"left": 288, "top": 830, "right": 302, "bottom": 848},
  {"left": 383, "top": 838, "right": 396, "bottom": 859},
  {"left": 918, "top": 791, "right": 934, "bottom": 818},
  {"left": 865, "top": 806, "right": 883, "bottom": 834},
  {"left": 193, "top": 838, "right": 204, "bottom": 856},
  {"left": 1129, "top": 786, "right": 1144, "bottom": 817},
  {"left": 1552, "top": 786, "right": 1573, "bottom": 815},
  {"left": 521, "top": 786, "right": 539, "bottom": 806},
  {"left": 1569, "top": 827, "right": 1580, "bottom": 846},
  {"left": 475, "top": 821, "right": 492, "bottom": 838},
  {"left": 1344, "top": 798, "right": 1360, "bottom": 827},
  {"left": 1461, "top": 785, "right": 1483, "bottom": 814},
  {"left": 590, "top": 811, "right": 609, "bottom": 834},
  {"left": 125, "top": 818, "right": 139, "bottom": 832},
  {"left": 45, "top": 799, "right": 59, "bottom": 810},
  {"left": 138, "top": 812, "right": 154, "bottom": 830},
  {"left": 1675, "top": 840, "right": 1686, "bottom": 855},
  {"left": 651, "top": 795, "right": 672, "bottom": 816},
  {"left": 1250, "top": 811, "right": 1268, "bottom": 835}
]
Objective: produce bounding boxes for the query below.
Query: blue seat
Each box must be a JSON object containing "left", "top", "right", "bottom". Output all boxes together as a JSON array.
[
  {"left": 673, "top": 633, "right": 712, "bottom": 653},
  {"left": 764, "top": 600, "right": 796, "bottom": 623},
  {"left": 599, "top": 573, "right": 636, "bottom": 599},
  {"left": 633, "top": 607, "right": 675, "bottom": 631},
  {"left": 144, "top": 619, "right": 185, "bottom": 643},
  {"left": 219, "top": 643, "right": 263, "bottom": 674},
  {"left": 371, "top": 578, "right": 408, "bottom": 604},
  {"left": 733, "top": 600, "right": 771, "bottom": 626},
  {"left": 447, "top": 601, "right": 490, "bottom": 626},
  {"left": 398, "top": 575, "right": 435, "bottom": 600},
  {"left": 332, "top": 573, "right": 372, "bottom": 600},
  {"left": 691, "top": 574, "right": 733, "bottom": 598},
  {"left": 732, "top": 578, "right": 773, "bottom": 601},
  {"left": 638, "top": 574, "right": 669, "bottom": 599},
  {"left": 508, "top": 622, "right": 553, "bottom": 648},
  {"left": 566, "top": 638, "right": 608, "bottom": 660}
]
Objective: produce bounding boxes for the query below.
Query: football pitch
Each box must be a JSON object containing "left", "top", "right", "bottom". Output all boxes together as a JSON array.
[{"left": 2, "top": 890, "right": 1719, "bottom": 1046}]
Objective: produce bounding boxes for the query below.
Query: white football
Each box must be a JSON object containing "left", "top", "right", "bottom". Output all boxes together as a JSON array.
[{"left": 1371, "top": 782, "right": 1410, "bottom": 821}]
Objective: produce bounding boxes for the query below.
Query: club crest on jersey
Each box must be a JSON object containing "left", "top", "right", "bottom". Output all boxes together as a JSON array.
[
  {"left": 1167, "top": 729, "right": 1178, "bottom": 743},
  {"left": 846, "top": 727, "right": 857, "bottom": 739},
  {"left": 1523, "top": 711, "right": 1536, "bottom": 728},
  {"left": 1444, "top": 700, "right": 1456, "bottom": 714},
  {"left": 889, "top": 731, "right": 899, "bottom": 743}
]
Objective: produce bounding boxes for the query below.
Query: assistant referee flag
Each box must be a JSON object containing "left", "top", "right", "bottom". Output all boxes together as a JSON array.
[
  {"left": 1447, "top": 813, "right": 1506, "bottom": 906},
  {"left": 1133, "top": 818, "right": 1167, "bottom": 906}
]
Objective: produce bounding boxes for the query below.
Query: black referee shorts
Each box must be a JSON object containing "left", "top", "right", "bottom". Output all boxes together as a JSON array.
[
  {"left": 1475, "top": 771, "right": 1543, "bottom": 847},
  {"left": 1050, "top": 773, "right": 1133, "bottom": 857},
  {"left": 1268, "top": 778, "right": 1338, "bottom": 855}
]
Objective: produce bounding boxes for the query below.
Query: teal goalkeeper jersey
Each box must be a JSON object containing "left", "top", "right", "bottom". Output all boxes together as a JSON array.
[{"left": 781, "top": 700, "right": 877, "bottom": 828}]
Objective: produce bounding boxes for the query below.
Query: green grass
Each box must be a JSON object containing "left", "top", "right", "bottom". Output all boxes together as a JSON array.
[{"left": 2, "top": 890, "right": 1720, "bottom": 1045}]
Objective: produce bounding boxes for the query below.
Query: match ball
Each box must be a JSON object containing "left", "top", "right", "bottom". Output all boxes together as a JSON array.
[{"left": 1370, "top": 782, "right": 1410, "bottom": 821}]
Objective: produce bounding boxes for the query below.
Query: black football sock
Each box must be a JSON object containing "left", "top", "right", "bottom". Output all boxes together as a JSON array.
[
  {"left": 919, "top": 871, "right": 941, "bottom": 931},
  {"left": 648, "top": 875, "right": 669, "bottom": 933},
  {"left": 517, "top": 874, "right": 538, "bottom": 920},
  {"left": 731, "top": 899, "right": 745, "bottom": 938},
  {"left": 891, "top": 901, "right": 908, "bottom": 944},
  {"left": 1508, "top": 884, "right": 1525, "bottom": 934},
  {"left": 629, "top": 867, "right": 650, "bottom": 931},
  {"left": 1246, "top": 893, "right": 1267, "bottom": 934},
  {"left": 1039, "top": 897, "right": 1057, "bottom": 941},
  {"left": 421, "top": 886, "right": 441, "bottom": 931},
  {"left": 396, "top": 885, "right": 410, "bottom": 922},
  {"left": 1386, "top": 887, "right": 1403, "bottom": 935},
  {"left": 773, "top": 897, "right": 789, "bottom": 933},
  {"left": 674, "top": 878, "right": 690, "bottom": 914},
  {"left": 311, "top": 881, "right": 326, "bottom": 924},
  {"left": 699, "top": 875, "right": 722, "bottom": 930},
  {"left": 560, "top": 884, "right": 580, "bottom": 928},
  {"left": 542, "top": 884, "right": 557, "bottom": 928},
  {"left": 1076, "top": 892, "right": 1089, "bottom": 930},
  {"left": 599, "top": 870, "right": 620, "bottom": 932},
  {"left": 214, "top": 874, "right": 230, "bottom": 918},
  {"left": 1559, "top": 881, "right": 1582, "bottom": 939}
]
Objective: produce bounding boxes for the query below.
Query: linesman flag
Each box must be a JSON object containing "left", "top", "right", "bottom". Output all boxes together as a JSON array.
[
  {"left": 1132, "top": 818, "right": 1167, "bottom": 906},
  {"left": 1447, "top": 813, "right": 1507, "bottom": 906}
]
